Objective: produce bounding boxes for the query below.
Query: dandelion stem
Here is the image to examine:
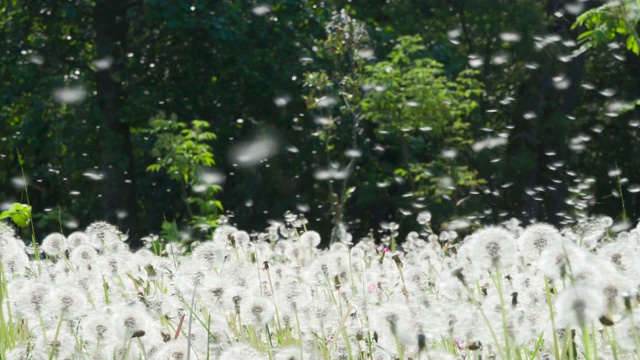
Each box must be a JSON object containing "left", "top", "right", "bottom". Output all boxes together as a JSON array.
[
  {"left": 0, "top": 263, "right": 16, "bottom": 358},
  {"left": 582, "top": 323, "right": 593, "bottom": 360},
  {"left": 186, "top": 282, "right": 198, "bottom": 360},
  {"left": 293, "top": 306, "right": 305, "bottom": 360},
  {"left": 627, "top": 308, "right": 640, "bottom": 360},
  {"left": 48, "top": 314, "right": 64, "bottom": 360},
  {"left": 264, "top": 263, "right": 283, "bottom": 334},
  {"left": 591, "top": 322, "right": 599, "bottom": 360},
  {"left": 605, "top": 326, "right": 619, "bottom": 360},
  {"left": 544, "top": 276, "right": 561, "bottom": 360},
  {"left": 615, "top": 162, "right": 628, "bottom": 224},
  {"left": 490, "top": 268, "right": 510, "bottom": 359},
  {"left": 136, "top": 337, "right": 148, "bottom": 360},
  {"left": 327, "top": 304, "right": 355, "bottom": 353},
  {"left": 468, "top": 281, "right": 504, "bottom": 360}
]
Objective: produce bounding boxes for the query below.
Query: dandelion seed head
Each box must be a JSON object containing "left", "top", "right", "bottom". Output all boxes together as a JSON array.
[
  {"left": 14, "top": 283, "right": 48, "bottom": 317},
  {"left": 192, "top": 241, "right": 224, "bottom": 267},
  {"left": 213, "top": 225, "right": 238, "bottom": 244},
  {"left": 85, "top": 221, "right": 123, "bottom": 251},
  {"left": 517, "top": 223, "right": 563, "bottom": 264},
  {"left": 115, "top": 304, "right": 153, "bottom": 339},
  {"left": 66, "top": 231, "right": 89, "bottom": 249},
  {"left": 538, "top": 240, "right": 586, "bottom": 283},
  {"left": 49, "top": 285, "right": 87, "bottom": 318},
  {"left": 467, "top": 226, "right": 516, "bottom": 270},
  {"left": 242, "top": 295, "right": 274, "bottom": 326},
  {"left": 1, "top": 250, "right": 28, "bottom": 276},
  {"left": 417, "top": 211, "right": 432, "bottom": 225},
  {"left": 41, "top": 232, "right": 68, "bottom": 257},
  {"left": 555, "top": 284, "right": 605, "bottom": 327},
  {"left": 299, "top": 230, "right": 321, "bottom": 248},
  {"left": 573, "top": 217, "right": 607, "bottom": 249},
  {"left": 232, "top": 230, "right": 251, "bottom": 247},
  {"left": 70, "top": 244, "right": 98, "bottom": 268}
]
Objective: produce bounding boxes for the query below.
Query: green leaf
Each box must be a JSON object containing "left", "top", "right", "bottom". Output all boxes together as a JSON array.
[
  {"left": 627, "top": 35, "right": 639, "bottom": 54},
  {"left": 0, "top": 203, "right": 32, "bottom": 228},
  {"left": 146, "top": 164, "right": 162, "bottom": 172}
]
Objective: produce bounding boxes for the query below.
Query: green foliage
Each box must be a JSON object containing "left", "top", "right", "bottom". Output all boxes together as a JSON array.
[
  {"left": 303, "top": 14, "right": 485, "bottom": 230},
  {"left": 0, "top": 203, "right": 31, "bottom": 228},
  {"left": 573, "top": 0, "right": 640, "bottom": 55},
  {"left": 361, "top": 34, "right": 484, "bottom": 204},
  {"left": 362, "top": 35, "right": 481, "bottom": 139},
  {"left": 144, "top": 114, "right": 217, "bottom": 183},
  {"left": 140, "top": 113, "right": 222, "bottom": 239},
  {"left": 2, "top": 0, "right": 640, "bottom": 240}
]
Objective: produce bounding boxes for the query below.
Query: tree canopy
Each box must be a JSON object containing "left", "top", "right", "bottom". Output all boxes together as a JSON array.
[{"left": 1, "top": 0, "right": 639, "bottom": 247}]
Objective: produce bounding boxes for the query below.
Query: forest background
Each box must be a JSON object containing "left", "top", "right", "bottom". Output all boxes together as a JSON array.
[{"left": 1, "top": 0, "right": 639, "bottom": 248}]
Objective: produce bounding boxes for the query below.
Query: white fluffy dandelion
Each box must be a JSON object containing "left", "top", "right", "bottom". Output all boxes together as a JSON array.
[
  {"left": 538, "top": 239, "right": 587, "bottom": 284},
  {"left": 48, "top": 285, "right": 88, "bottom": 318},
  {"left": 66, "top": 231, "right": 89, "bottom": 249},
  {"left": 517, "top": 223, "right": 563, "bottom": 265},
  {"left": 69, "top": 244, "right": 98, "bottom": 269},
  {"left": 467, "top": 226, "right": 516, "bottom": 270},
  {"left": 299, "top": 230, "right": 321, "bottom": 248},
  {"left": 555, "top": 284, "right": 605, "bottom": 327},
  {"left": 85, "top": 221, "right": 123, "bottom": 251},
  {"left": 241, "top": 295, "right": 275, "bottom": 327},
  {"left": 41, "top": 232, "right": 68, "bottom": 257},
  {"left": 81, "top": 310, "right": 119, "bottom": 347}
]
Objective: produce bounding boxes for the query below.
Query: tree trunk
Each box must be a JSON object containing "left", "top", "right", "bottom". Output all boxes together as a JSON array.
[
  {"left": 93, "top": 0, "right": 139, "bottom": 243},
  {"left": 504, "top": 0, "right": 597, "bottom": 226}
]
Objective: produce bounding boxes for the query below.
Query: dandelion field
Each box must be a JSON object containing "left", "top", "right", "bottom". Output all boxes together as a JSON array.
[{"left": 1, "top": 212, "right": 640, "bottom": 360}]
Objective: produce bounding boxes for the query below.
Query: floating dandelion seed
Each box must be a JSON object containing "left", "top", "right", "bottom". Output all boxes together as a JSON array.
[
  {"left": 316, "top": 96, "right": 338, "bottom": 108},
  {"left": 356, "top": 48, "right": 375, "bottom": 59},
  {"left": 441, "top": 149, "right": 457, "bottom": 159},
  {"left": 252, "top": 4, "right": 271, "bottom": 16},
  {"left": 499, "top": 32, "right": 522, "bottom": 42},
  {"left": 274, "top": 95, "right": 290, "bottom": 107},
  {"left": 194, "top": 169, "right": 225, "bottom": 192},
  {"left": 30, "top": 54, "right": 45, "bottom": 65},
  {"left": 82, "top": 170, "right": 104, "bottom": 181},
  {"left": 230, "top": 133, "right": 279, "bottom": 167},
  {"left": 472, "top": 137, "right": 507, "bottom": 152},
  {"left": 91, "top": 56, "right": 113, "bottom": 70},
  {"left": 53, "top": 86, "right": 86, "bottom": 104},
  {"left": 10, "top": 176, "right": 27, "bottom": 189},
  {"left": 468, "top": 56, "right": 484, "bottom": 68}
]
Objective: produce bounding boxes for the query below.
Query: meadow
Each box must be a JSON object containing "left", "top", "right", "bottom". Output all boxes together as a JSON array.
[{"left": 1, "top": 212, "right": 639, "bottom": 360}]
